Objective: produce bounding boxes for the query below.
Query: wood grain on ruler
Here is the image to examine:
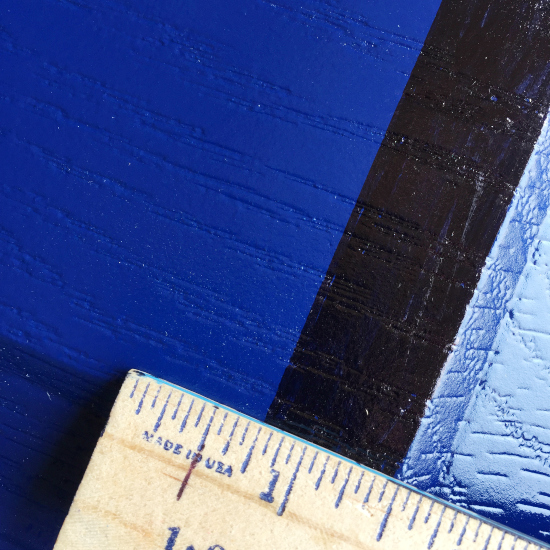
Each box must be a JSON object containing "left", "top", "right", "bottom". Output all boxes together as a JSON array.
[{"left": 54, "top": 371, "right": 542, "bottom": 550}]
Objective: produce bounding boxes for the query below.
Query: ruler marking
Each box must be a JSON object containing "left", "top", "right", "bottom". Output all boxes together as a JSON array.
[
  {"left": 129, "top": 379, "right": 139, "bottom": 398},
  {"left": 457, "top": 517, "right": 469, "bottom": 546},
  {"left": 240, "top": 422, "right": 250, "bottom": 445},
  {"left": 402, "top": 490, "right": 411, "bottom": 511},
  {"left": 179, "top": 399, "right": 195, "bottom": 432},
  {"left": 378, "top": 480, "right": 388, "bottom": 503},
  {"left": 335, "top": 466, "right": 353, "bottom": 509},
  {"left": 285, "top": 442, "right": 295, "bottom": 464},
  {"left": 165, "top": 527, "right": 180, "bottom": 550},
  {"left": 448, "top": 510, "right": 458, "bottom": 533},
  {"left": 408, "top": 496, "right": 422, "bottom": 530},
  {"left": 482, "top": 527, "right": 494, "bottom": 550},
  {"left": 511, "top": 535, "right": 518, "bottom": 550},
  {"left": 262, "top": 432, "right": 273, "bottom": 455},
  {"left": 376, "top": 486, "right": 399, "bottom": 541},
  {"left": 222, "top": 418, "right": 239, "bottom": 456},
  {"left": 474, "top": 520, "right": 482, "bottom": 542},
  {"left": 362, "top": 476, "right": 376, "bottom": 507},
  {"left": 259, "top": 469, "right": 280, "bottom": 504},
  {"left": 270, "top": 436, "right": 284, "bottom": 467},
  {"left": 427, "top": 506, "right": 445, "bottom": 549},
  {"left": 217, "top": 412, "right": 228, "bottom": 435},
  {"left": 198, "top": 408, "right": 217, "bottom": 451},
  {"left": 154, "top": 392, "right": 172, "bottom": 433},
  {"left": 277, "top": 446, "right": 306, "bottom": 516},
  {"left": 135, "top": 382, "right": 150, "bottom": 415},
  {"left": 194, "top": 403, "right": 206, "bottom": 427},
  {"left": 496, "top": 531, "right": 506, "bottom": 550},
  {"left": 331, "top": 461, "right": 341, "bottom": 484},
  {"left": 241, "top": 427, "right": 262, "bottom": 474},
  {"left": 308, "top": 451, "right": 318, "bottom": 474},
  {"left": 171, "top": 394, "right": 183, "bottom": 421},
  {"left": 354, "top": 471, "right": 364, "bottom": 494},
  {"left": 424, "top": 500, "right": 434, "bottom": 523},
  {"left": 151, "top": 386, "right": 161, "bottom": 408},
  {"left": 315, "top": 456, "right": 329, "bottom": 491}
]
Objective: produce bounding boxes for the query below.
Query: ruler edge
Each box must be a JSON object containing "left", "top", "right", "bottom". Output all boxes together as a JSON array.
[{"left": 90, "top": 369, "right": 550, "bottom": 549}]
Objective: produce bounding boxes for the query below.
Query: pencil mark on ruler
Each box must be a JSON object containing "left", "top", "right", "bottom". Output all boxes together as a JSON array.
[
  {"left": 376, "top": 487, "right": 399, "bottom": 541},
  {"left": 222, "top": 418, "right": 239, "bottom": 455},
  {"left": 136, "top": 382, "right": 150, "bottom": 415},
  {"left": 179, "top": 399, "right": 195, "bottom": 432},
  {"left": 277, "top": 446, "right": 306, "bottom": 516},
  {"left": 334, "top": 466, "right": 352, "bottom": 509},
  {"left": 176, "top": 453, "right": 200, "bottom": 501},
  {"left": 241, "top": 427, "right": 262, "bottom": 474},
  {"left": 154, "top": 391, "right": 172, "bottom": 432}
]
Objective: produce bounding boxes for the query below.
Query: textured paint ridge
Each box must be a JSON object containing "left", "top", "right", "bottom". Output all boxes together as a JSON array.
[{"left": 400, "top": 111, "right": 550, "bottom": 543}]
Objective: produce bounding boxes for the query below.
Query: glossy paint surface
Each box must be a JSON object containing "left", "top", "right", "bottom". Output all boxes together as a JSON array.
[{"left": 0, "top": 1, "right": 440, "bottom": 548}]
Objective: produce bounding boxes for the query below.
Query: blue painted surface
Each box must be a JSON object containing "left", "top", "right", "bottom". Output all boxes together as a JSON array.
[
  {"left": 0, "top": 1, "right": 441, "bottom": 548},
  {"left": 401, "top": 113, "right": 550, "bottom": 544}
]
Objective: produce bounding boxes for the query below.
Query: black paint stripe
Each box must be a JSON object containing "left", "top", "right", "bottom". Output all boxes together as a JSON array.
[{"left": 266, "top": 0, "right": 550, "bottom": 474}]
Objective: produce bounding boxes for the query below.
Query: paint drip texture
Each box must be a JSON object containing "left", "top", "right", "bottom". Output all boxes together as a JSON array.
[{"left": 400, "top": 112, "right": 550, "bottom": 543}]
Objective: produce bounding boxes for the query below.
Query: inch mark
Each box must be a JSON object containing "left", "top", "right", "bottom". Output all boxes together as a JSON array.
[
  {"left": 408, "top": 496, "right": 422, "bottom": 530},
  {"left": 334, "top": 466, "right": 352, "bottom": 509},
  {"left": 151, "top": 386, "right": 162, "bottom": 408},
  {"left": 130, "top": 379, "right": 139, "bottom": 398},
  {"left": 179, "top": 399, "right": 195, "bottom": 432},
  {"left": 262, "top": 431, "right": 273, "bottom": 455},
  {"left": 171, "top": 394, "right": 183, "bottom": 421},
  {"left": 222, "top": 418, "right": 239, "bottom": 456},
  {"left": 362, "top": 476, "right": 376, "bottom": 508},
  {"left": 427, "top": 506, "right": 445, "bottom": 549},
  {"left": 194, "top": 403, "right": 206, "bottom": 427},
  {"left": 331, "top": 461, "right": 341, "bottom": 484},
  {"left": 240, "top": 422, "right": 250, "bottom": 445},
  {"left": 217, "top": 412, "right": 228, "bottom": 435},
  {"left": 154, "top": 392, "right": 172, "bottom": 433},
  {"left": 136, "top": 382, "right": 150, "bottom": 415},
  {"left": 270, "top": 436, "right": 284, "bottom": 467},
  {"left": 315, "top": 456, "right": 329, "bottom": 491},
  {"left": 241, "top": 427, "right": 262, "bottom": 474},
  {"left": 376, "top": 486, "right": 399, "bottom": 541},
  {"left": 259, "top": 469, "right": 280, "bottom": 503},
  {"left": 277, "top": 446, "right": 306, "bottom": 516}
]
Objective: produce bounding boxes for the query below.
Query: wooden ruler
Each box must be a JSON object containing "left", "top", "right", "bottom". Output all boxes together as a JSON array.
[{"left": 54, "top": 370, "right": 547, "bottom": 550}]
